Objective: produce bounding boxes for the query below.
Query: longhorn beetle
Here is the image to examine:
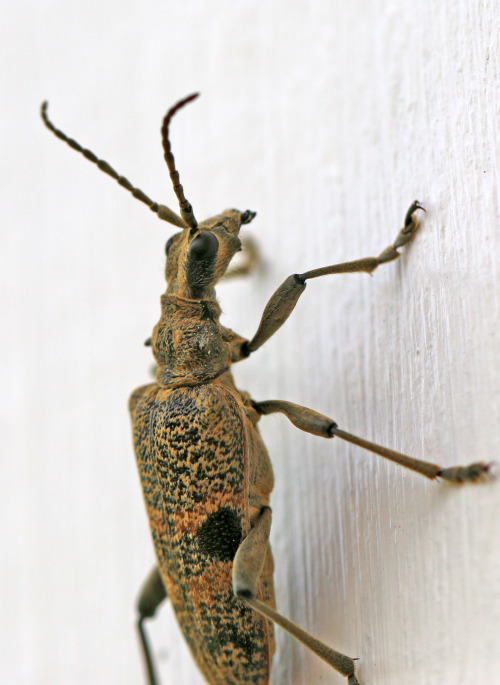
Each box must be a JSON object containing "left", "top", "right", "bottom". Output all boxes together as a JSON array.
[{"left": 41, "top": 93, "right": 491, "bottom": 685}]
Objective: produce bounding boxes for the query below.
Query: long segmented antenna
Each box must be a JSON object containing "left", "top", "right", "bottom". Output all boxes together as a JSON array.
[
  {"left": 161, "top": 93, "right": 200, "bottom": 230},
  {"left": 40, "top": 101, "right": 186, "bottom": 229}
]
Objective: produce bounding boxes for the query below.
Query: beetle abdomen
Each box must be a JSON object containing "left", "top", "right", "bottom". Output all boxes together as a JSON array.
[{"left": 130, "top": 382, "right": 272, "bottom": 684}]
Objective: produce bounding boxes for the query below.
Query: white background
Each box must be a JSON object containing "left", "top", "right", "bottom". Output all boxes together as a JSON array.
[{"left": 2, "top": 2, "right": 499, "bottom": 684}]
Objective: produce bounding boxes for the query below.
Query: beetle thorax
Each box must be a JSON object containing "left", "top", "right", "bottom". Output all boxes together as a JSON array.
[{"left": 152, "top": 294, "right": 232, "bottom": 388}]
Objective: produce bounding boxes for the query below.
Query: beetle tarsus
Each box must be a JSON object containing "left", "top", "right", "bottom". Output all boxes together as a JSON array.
[
  {"left": 43, "top": 92, "right": 490, "bottom": 684},
  {"left": 437, "top": 461, "right": 491, "bottom": 483}
]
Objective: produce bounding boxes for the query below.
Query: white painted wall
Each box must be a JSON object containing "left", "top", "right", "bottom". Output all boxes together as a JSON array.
[{"left": 2, "top": 2, "right": 499, "bottom": 684}]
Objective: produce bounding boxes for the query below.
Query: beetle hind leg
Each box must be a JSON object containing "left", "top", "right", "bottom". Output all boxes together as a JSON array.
[
  {"left": 136, "top": 566, "right": 168, "bottom": 685},
  {"left": 233, "top": 507, "right": 361, "bottom": 684}
]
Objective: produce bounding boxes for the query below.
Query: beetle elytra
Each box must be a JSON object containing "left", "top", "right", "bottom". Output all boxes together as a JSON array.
[{"left": 41, "top": 94, "right": 491, "bottom": 685}]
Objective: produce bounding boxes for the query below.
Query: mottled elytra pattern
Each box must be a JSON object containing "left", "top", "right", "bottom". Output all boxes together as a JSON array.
[
  {"left": 196, "top": 507, "right": 243, "bottom": 562},
  {"left": 41, "top": 96, "right": 491, "bottom": 685},
  {"left": 130, "top": 374, "right": 275, "bottom": 684}
]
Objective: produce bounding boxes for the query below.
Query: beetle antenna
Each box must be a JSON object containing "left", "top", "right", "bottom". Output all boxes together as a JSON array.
[
  {"left": 161, "top": 93, "right": 200, "bottom": 230},
  {"left": 40, "top": 101, "right": 186, "bottom": 229}
]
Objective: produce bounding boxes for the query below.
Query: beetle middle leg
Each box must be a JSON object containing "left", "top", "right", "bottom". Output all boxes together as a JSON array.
[
  {"left": 136, "top": 566, "right": 168, "bottom": 685},
  {"left": 233, "top": 507, "right": 361, "bottom": 685},
  {"left": 253, "top": 400, "right": 490, "bottom": 482}
]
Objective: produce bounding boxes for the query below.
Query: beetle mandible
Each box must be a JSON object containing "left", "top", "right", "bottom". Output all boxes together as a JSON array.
[{"left": 41, "top": 93, "right": 490, "bottom": 685}]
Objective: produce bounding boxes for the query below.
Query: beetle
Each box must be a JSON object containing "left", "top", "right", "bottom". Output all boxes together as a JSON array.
[{"left": 41, "top": 93, "right": 490, "bottom": 685}]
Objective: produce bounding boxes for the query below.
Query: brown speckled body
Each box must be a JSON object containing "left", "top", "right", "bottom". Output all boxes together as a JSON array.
[
  {"left": 42, "top": 96, "right": 490, "bottom": 685},
  {"left": 129, "top": 211, "right": 276, "bottom": 684}
]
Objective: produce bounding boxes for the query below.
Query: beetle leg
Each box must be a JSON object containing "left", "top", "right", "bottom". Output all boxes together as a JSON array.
[
  {"left": 233, "top": 507, "right": 361, "bottom": 684},
  {"left": 254, "top": 399, "right": 491, "bottom": 483},
  {"left": 136, "top": 566, "right": 168, "bottom": 685},
  {"left": 242, "top": 201, "right": 424, "bottom": 355},
  {"left": 223, "top": 236, "right": 260, "bottom": 279}
]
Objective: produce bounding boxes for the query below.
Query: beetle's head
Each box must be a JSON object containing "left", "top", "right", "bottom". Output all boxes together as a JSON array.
[
  {"left": 40, "top": 93, "right": 256, "bottom": 299},
  {"left": 157, "top": 94, "right": 257, "bottom": 299},
  {"left": 164, "top": 208, "right": 256, "bottom": 298}
]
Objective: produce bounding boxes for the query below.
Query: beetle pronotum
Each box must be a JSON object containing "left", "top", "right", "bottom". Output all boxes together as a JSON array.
[{"left": 41, "top": 94, "right": 491, "bottom": 685}]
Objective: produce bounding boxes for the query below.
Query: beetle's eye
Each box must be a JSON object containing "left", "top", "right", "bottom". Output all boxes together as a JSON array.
[
  {"left": 188, "top": 232, "right": 219, "bottom": 261},
  {"left": 165, "top": 235, "right": 175, "bottom": 255}
]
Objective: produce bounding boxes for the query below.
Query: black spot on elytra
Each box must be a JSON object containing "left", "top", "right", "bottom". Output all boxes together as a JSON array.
[{"left": 195, "top": 507, "right": 242, "bottom": 562}]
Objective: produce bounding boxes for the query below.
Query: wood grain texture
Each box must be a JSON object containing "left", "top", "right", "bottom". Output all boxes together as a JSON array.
[{"left": 2, "top": 1, "right": 499, "bottom": 684}]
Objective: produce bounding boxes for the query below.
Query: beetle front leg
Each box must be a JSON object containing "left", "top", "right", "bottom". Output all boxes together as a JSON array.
[
  {"left": 242, "top": 201, "right": 424, "bottom": 356},
  {"left": 223, "top": 236, "right": 260, "bottom": 279},
  {"left": 233, "top": 507, "right": 361, "bottom": 684},
  {"left": 253, "top": 399, "right": 491, "bottom": 482},
  {"left": 136, "top": 566, "right": 168, "bottom": 685}
]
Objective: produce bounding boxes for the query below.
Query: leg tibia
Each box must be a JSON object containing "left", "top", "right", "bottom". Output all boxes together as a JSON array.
[
  {"left": 244, "top": 596, "right": 360, "bottom": 683},
  {"left": 136, "top": 566, "right": 167, "bottom": 685},
  {"left": 245, "top": 202, "right": 424, "bottom": 355},
  {"left": 254, "top": 399, "right": 490, "bottom": 483},
  {"left": 233, "top": 506, "right": 361, "bottom": 683}
]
